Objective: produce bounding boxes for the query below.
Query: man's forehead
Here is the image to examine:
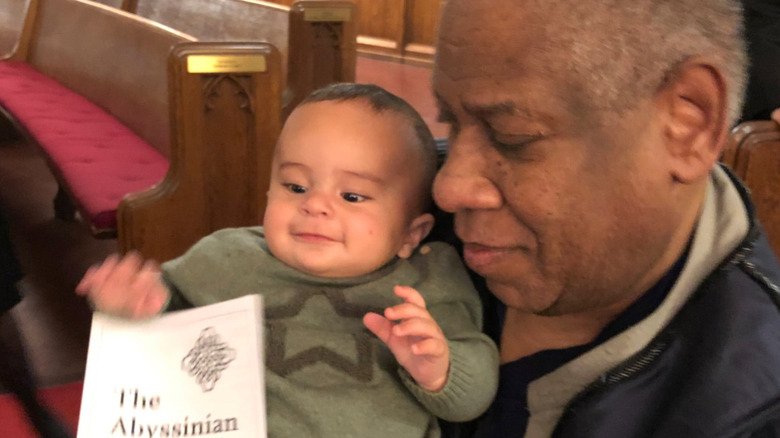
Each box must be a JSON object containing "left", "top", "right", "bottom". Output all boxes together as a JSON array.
[
  {"left": 434, "top": 1, "right": 551, "bottom": 82},
  {"left": 432, "top": 2, "right": 583, "bottom": 129},
  {"left": 437, "top": 0, "right": 544, "bottom": 43}
]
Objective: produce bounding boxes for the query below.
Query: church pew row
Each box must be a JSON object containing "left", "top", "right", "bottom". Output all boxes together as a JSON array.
[
  {"left": 92, "top": 0, "right": 356, "bottom": 117},
  {"left": 722, "top": 120, "right": 780, "bottom": 256},
  {"left": 0, "top": 0, "right": 28, "bottom": 57},
  {"left": 0, "top": 0, "right": 282, "bottom": 262}
]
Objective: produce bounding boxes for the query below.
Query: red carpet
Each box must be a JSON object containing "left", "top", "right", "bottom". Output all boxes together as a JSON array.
[{"left": 0, "top": 380, "right": 82, "bottom": 437}]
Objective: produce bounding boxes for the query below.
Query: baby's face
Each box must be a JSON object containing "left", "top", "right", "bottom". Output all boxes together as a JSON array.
[{"left": 263, "top": 100, "right": 426, "bottom": 278}]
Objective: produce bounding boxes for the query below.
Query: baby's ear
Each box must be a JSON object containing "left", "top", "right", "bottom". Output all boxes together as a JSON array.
[{"left": 397, "top": 213, "right": 435, "bottom": 259}]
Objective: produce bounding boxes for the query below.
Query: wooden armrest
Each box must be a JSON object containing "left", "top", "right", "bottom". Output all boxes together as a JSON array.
[
  {"left": 724, "top": 120, "right": 780, "bottom": 255},
  {"left": 722, "top": 120, "right": 779, "bottom": 169}
]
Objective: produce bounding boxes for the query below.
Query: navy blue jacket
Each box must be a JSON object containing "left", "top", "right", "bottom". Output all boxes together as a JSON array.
[{"left": 552, "top": 220, "right": 780, "bottom": 437}]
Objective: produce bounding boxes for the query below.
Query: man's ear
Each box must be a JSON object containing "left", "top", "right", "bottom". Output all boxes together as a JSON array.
[
  {"left": 657, "top": 59, "right": 729, "bottom": 183},
  {"left": 397, "top": 213, "right": 435, "bottom": 259}
]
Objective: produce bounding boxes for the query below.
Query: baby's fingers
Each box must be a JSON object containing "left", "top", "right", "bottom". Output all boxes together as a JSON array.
[
  {"left": 411, "top": 337, "right": 447, "bottom": 357},
  {"left": 104, "top": 251, "right": 145, "bottom": 287},
  {"left": 128, "top": 263, "right": 167, "bottom": 318},
  {"left": 385, "top": 302, "right": 432, "bottom": 322},
  {"left": 363, "top": 312, "right": 393, "bottom": 344},
  {"left": 392, "top": 317, "right": 443, "bottom": 340},
  {"left": 83, "top": 253, "right": 121, "bottom": 294},
  {"left": 75, "top": 265, "right": 98, "bottom": 295},
  {"left": 129, "top": 291, "right": 165, "bottom": 319},
  {"left": 393, "top": 285, "right": 426, "bottom": 308}
]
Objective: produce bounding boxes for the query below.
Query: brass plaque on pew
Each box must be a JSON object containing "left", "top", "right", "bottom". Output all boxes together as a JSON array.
[
  {"left": 187, "top": 55, "right": 267, "bottom": 74},
  {"left": 304, "top": 7, "right": 352, "bottom": 22}
]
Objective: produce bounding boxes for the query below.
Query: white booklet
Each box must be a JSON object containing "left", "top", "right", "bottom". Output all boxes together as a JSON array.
[{"left": 77, "top": 294, "right": 266, "bottom": 438}]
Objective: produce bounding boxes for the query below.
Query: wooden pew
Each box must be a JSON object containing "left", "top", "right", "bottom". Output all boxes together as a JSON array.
[
  {"left": 88, "top": 0, "right": 121, "bottom": 6},
  {"left": 0, "top": 0, "right": 28, "bottom": 57},
  {"left": 107, "top": 0, "right": 356, "bottom": 116},
  {"left": 119, "top": 43, "right": 282, "bottom": 262},
  {"left": 722, "top": 120, "right": 780, "bottom": 255},
  {"left": 0, "top": 0, "right": 282, "bottom": 262}
]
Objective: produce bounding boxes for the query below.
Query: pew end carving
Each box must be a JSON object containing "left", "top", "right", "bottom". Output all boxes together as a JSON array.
[
  {"left": 118, "top": 42, "right": 282, "bottom": 262},
  {"left": 285, "top": 1, "right": 357, "bottom": 115},
  {"left": 0, "top": 0, "right": 28, "bottom": 57},
  {"left": 106, "top": 0, "right": 356, "bottom": 119}
]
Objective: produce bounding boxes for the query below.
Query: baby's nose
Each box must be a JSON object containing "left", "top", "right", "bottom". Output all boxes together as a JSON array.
[{"left": 300, "top": 192, "right": 332, "bottom": 216}]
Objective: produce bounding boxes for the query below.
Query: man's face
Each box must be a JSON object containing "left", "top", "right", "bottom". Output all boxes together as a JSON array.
[
  {"left": 263, "top": 100, "right": 423, "bottom": 278},
  {"left": 432, "top": 0, "right": 681, "bottom": 316}
]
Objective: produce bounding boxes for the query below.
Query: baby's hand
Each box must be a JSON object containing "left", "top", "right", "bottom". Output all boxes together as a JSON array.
[
  {"left": 75, "top": 252, "right": 169, "bottom": 318},
  {"left": 363, "top": 285, "right": 449, "bottom": 392}
]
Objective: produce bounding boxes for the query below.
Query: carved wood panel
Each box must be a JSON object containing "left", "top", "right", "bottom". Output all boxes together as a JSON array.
[
  {"left": 404, "top": 0, "right": 444, "bottom": 61},
  {"left": 268, "top": 0, "right": 443, "bottom": 64}
]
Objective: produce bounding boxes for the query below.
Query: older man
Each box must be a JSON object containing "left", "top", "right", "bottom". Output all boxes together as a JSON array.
[{"left": 432, "top": 0, "right": 780, "bottom": 437}]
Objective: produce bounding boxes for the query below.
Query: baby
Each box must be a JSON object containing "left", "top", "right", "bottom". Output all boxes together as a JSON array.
[{"left": 77, "top": 83, "right": 498, "bottom": 437}]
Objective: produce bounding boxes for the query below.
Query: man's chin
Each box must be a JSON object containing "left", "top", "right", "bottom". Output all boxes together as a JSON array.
[{"left": 485, "top": 277, "right": 565, "bottom": 316}]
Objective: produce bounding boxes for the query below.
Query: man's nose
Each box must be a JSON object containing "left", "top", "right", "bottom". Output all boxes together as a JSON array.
[
  {"left": 300, "top": 192, "right": 332, "bottom": 216},
  {"left": 433, "top": 136, "right": 503, "bottom": 213}
]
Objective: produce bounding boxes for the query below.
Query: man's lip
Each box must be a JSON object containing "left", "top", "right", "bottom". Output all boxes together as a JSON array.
[{"left": 461, "top": 243, "right": 512, "bottom": 269}]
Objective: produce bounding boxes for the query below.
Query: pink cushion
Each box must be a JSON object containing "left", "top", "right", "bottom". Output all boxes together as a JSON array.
[{"left": 0, "top": 62, "right": 168, "bottom": 231}]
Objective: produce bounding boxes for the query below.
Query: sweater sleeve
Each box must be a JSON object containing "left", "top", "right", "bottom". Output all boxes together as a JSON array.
[
  {"left": 397, "top": 242, "right": 499, "bottom": 422},
  {"left": 160, "top": 227, "right": 269, "bottom": 307},
  {"left": 159, "top": 273, "right": 194, "bottom": 312},
  {"left": 400, "top": 333, "right": 498, "bottom": 422}
]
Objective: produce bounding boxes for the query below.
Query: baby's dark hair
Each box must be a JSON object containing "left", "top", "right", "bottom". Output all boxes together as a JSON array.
[{"left": 300, "top": 83, "right": 438, "bottom": 213}]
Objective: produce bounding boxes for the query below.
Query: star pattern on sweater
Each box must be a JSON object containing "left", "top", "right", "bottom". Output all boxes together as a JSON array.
[{"left": 265, "top": 288, "right": 382, "bottom": 382}]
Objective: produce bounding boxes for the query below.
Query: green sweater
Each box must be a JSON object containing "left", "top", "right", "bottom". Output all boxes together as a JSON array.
[{"left": 162, "top": 227, "right": 498, "bottom": 438}]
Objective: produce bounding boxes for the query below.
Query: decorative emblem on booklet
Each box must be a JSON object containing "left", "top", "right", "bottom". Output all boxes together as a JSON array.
[{"left": 182, "top": 327, "right": 237, "bottom": 392}]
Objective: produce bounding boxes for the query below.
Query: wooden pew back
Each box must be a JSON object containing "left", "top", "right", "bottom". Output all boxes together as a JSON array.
[
  {"left": 285, "top": 2, "right": 356, "bottom": 111},
  {"left": 723, "top": 120, "right": 780, "bottom": 255},
  {"left": 119, "top": 43, "right": 282, "bottom": 261},
  {"left": 89, "top": 0, "right": 122, "bottom": 7},
  {"left": 118, "top": 0, "right": 356, "bottom": 114},
  {"left": 129, "top": 0, "right": 288, "bottom": 62},
  {"left": 0, "top": 0, "right": 28, "bottom": 56},
  {"left": 3, "top": 0, "right": 284, "bottom": 262},
  {"left": 10, "top": 0, "right": 195, "bottom": 155}
]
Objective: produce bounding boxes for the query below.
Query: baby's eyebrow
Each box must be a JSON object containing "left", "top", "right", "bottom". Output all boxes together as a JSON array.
[
  {"left": 278, "top": 162, "right": 308, "bottom": 171},
  {"left": 342, "top": 170, "right": 385, "bottom": 185}
]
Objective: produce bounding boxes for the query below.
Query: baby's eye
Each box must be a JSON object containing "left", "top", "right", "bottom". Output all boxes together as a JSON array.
[
  {"left": 283, "top": 183, "right": 307, "bottom": 194},
  {"left": 341, "top": 192, "right": 367, "bottom": 203}
]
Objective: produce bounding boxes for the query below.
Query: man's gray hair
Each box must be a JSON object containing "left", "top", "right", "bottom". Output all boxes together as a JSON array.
[{"left": 540, "top": 0, "right": 747, "bottom": 124}]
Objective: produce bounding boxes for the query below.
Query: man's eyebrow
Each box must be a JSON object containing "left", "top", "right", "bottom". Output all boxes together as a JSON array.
[
  {"left": 463, "top": 101, "right": 523, "bottom": 119},
  {"left": 434, "top": 95, "right": 536, "bottom": 122}
]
